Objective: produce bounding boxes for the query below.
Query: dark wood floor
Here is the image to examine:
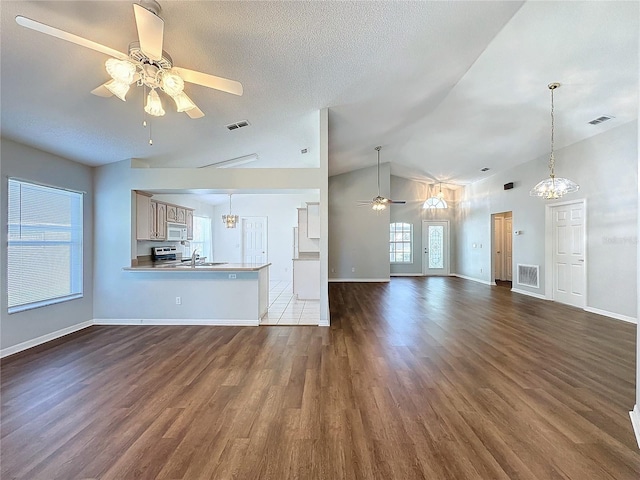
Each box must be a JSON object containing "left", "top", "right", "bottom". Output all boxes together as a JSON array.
[{"left": 2, "top": 277, "right": 639, "bottom": 479}]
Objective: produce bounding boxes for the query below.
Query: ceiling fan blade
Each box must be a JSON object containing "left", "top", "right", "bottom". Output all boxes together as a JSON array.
[
  {"left": 133, "top": 4, "right": 164, "bottom": 61},
  {"left": 389, "top": 200, "right": 407, "bottom": 204},
  {"left": 15, "top": 16, "right": 129, "bottom": 60},
  {"left": 173, "top": 67, "right": 243, "bottom": 96},
  {"left": 90, "top": 83, "right": 113, "bottom": 97}
]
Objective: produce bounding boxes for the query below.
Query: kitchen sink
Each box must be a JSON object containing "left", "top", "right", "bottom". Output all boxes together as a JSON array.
[{"left": 155, "top": 261, "right": 228, "bottom": 268}]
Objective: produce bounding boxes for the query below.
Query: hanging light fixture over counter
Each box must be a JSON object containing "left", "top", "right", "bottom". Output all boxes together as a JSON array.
[
  {"left": 222, "top": 194, "right": 239, "bottom": 228},
  {"left": 530, "top": 83, "right": 579, "bottom": 200},
  {"left": 423, "top": 182, "right": 448, "bottom": 209}
]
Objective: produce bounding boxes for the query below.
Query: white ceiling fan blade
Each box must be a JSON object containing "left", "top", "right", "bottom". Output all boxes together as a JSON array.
[
  {"left": 133, "top": 4, "right": 164, "bottom": 61},
  {"left": 90, "top": 83, "right": 113, "bottom": 98},
  {"left": 173, "top": 67, "right": 244, "bottom": 96},
  {"left": 15, "top": 16, "right": 129, "bottom": 60}
]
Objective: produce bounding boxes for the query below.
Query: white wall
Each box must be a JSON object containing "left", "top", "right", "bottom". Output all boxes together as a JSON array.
[
  {"left": 212, "top": 193, "right": 320, "bottom": 281},
  {"left": 94, "top": 109, "right": 329, "bottom": 323},
  {"left": 389, "top": 176, "right": 457, "bottom": 275},
  {"left": 0, "top": 139, "right": 94, "bottom": 352},
  {"left": 328, "top": 163, "right": 391, "bottom": 281},
  {"left": 456, "top": 121, "right": 637, "bottom": 319}
]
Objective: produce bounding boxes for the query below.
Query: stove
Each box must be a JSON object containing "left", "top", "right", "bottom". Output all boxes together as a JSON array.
[{"left": 152, "top": 245, "right": 178, "bottom": 262}]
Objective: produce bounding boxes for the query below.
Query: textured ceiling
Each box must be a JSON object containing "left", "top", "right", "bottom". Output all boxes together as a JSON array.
[{"left": 1, "top": 1, "right": 638, "bottom": 186}]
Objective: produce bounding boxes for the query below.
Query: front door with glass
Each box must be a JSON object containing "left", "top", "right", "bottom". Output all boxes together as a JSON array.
[{"left": 422, "top": 221, "right": 450, "bottom": 276}]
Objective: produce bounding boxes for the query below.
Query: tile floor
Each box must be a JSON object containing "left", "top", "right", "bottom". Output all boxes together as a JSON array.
[{"left": 261, "top": 280, "right": 320, "bottom": 325}]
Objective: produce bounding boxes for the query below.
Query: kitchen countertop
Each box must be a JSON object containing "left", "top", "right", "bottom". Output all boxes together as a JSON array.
[{"left": 124, "top": 262, "right": 271, "bottom": 272}]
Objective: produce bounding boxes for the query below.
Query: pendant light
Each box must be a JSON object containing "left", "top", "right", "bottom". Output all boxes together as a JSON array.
[
  {"left": 222, "top": 194, "right": 239, "bottom": 228},
  {"left": 530, "top": 83, "right": 579, "bottom": 199},
  {"left": 423, "top": 182, "right": 448, "bottom": 209}
]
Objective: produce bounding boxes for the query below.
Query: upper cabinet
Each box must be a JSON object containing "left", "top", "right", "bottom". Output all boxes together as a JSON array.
[
  {"left": 298, "top": 207, "right": 320, "bottom": 253},
  {"left": 306, "top": 202, "right": 320, "bottom": 239},
  {"left": 135, "top": 191, "right": 194, "bottom": 241}
]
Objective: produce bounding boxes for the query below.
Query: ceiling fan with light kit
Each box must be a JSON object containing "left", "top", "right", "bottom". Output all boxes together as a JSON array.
[
  {"left": 15, "top": 0, "right": 243, "bottom": 143},
  {"left": 358, "top": 146, "right": 406, "bottom": 211}
]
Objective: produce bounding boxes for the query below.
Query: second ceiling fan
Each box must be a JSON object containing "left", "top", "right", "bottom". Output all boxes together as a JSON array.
[{"left": 358, "top": 146, "right": 406, "bottom": 210}]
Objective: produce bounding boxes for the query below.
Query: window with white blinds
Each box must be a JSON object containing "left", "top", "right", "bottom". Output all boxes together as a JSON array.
[{"left": 8, "top": 179, "right": 83, "bottom": 313}]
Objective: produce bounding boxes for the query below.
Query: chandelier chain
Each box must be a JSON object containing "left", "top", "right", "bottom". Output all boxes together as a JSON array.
[{"left": 549, "top": 85, "right": 555, "bottom": 176}]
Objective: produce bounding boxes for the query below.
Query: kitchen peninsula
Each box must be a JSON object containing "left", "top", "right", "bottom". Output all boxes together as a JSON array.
[{"left": 120, "top": 262, "right": 270, "bottom": 325}]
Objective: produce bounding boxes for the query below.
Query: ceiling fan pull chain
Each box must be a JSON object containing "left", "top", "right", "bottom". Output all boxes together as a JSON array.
[
  {"left": 149, "top": 119, "right": 153, "bottom": 146},
  {"left": 142, "top": 84, "right": 148, "bottom": 128}
]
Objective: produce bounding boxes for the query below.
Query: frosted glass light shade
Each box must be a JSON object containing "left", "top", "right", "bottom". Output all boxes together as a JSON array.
[
  {"left": 144, "top": 89, "right": 165, "bottom": 117},
  {"left": 172, "top": 92, "right": 196, "bottom": 112},
  {"left": 104, "top": 80, "right": 130, "bottom": 101},
  {"left": 161, "top": 71, "right": 185, "bottom": 97},
  {"left": 222, "top": 214, "right": 239, "bottom": 228},
  {"left": 105, "top": 58, "right": 136, "bottom": 84},
  {"left": 529, "top": 176, "right": 580, "bottom": 199}
]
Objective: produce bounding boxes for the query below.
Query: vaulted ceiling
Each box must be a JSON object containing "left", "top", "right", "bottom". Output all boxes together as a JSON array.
[{"left": 1, "top": 1, "right": 637, "bottom": 186}]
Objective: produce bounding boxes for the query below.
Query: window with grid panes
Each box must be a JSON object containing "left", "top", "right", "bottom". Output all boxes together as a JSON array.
[{"left": 389, "top": 222, "right": 412, "bottom": 263}]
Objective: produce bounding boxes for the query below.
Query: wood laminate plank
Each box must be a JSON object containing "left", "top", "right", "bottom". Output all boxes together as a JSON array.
[{"left": 1, "top": 277, "right": 639, "bottom": 479}]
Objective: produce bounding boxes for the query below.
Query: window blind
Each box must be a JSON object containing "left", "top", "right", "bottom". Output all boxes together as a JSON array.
[{"left": 8, "top": 179, "right": 83, "bottom": 313}]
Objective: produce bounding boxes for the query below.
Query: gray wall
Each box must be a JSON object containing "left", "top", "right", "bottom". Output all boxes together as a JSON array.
[
  {"left": 328, "top": 163, "right": 391, "bottom": 280},
  {"left": 389, "top": 176, "right": 457, "bottom": 275},
  {"left": 0, "top": 139, "right": 94, "bottom": 351},
  {"left": 455, "top": 121, "right": 637, "bottom": 318}
]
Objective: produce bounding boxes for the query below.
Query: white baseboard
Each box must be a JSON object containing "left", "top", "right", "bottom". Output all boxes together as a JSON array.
[
  {"left": 318, "top": 319, "right": 330, "bottom": 327},
  {"left": 93, "top": 318, "right": 259, "bottom": 326},
  {"left": 328, "top": 278, "right": 390, "bottom": 283},
  {"left": 584, "top": 307, "right": 637, "bottom": 324},
  {"left": 511, "top": 288, "right": 547, "bottom": 300},
  {"left": 453, "top": 274, "right": 494, "bottom": 286},
  {"left": 390, "top": 273, "right": 423, "bottom": 277},
  {"left": 0, "top": 320, "right": 93, "bottom": 359},
  {"left": 630, "top": 405, "right": 640, "bottom": 449}
]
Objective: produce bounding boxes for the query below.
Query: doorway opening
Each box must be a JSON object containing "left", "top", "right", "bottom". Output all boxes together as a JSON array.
[{"left": 492, "top": 211, "right": 513, "bottom": 288}]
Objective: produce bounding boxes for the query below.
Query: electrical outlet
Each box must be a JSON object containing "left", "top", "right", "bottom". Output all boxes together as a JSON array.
[
  {"left": 351, "top": 267, "right": 356, "bottom": 273},
  {"left": 229, "top": 273, "right": 237, "bottom": 279},
  {"left": 480, "top": 268, "right": 483, "bottom": 273},
  {"left": 331, "top": 268, "right": 335, "bottom": 273},
  {"left": 175, "top": 296, "right": 181, "bottom": 305}
]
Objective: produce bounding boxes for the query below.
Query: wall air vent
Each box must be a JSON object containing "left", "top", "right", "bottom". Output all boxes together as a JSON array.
[
  {"left": 226, "top": 120, "right": 250, "bottom": 131},
  {"left": 588, "top": 115, "right": 614, "bottom": 125},
  {"left": 517, "top": 264, "right": 539, "bottom": 288}
]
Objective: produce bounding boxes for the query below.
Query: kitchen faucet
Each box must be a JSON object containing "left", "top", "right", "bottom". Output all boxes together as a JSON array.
[{"left": 190, "top": 249, "right": 198, "bottom": 267}]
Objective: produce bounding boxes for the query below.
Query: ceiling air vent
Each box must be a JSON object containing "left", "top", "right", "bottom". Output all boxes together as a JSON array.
[
  {"left": 226, "top": 120, "right": 250, "bottom": 131},
  {"left": 588, "top": 115, "right": 614, "bottom": 125},
  {"left": 481, "top": 167, "right": 490, "bottom": 172}
]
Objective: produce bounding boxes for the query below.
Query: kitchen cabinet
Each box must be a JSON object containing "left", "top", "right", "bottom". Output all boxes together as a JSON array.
[
  {"left": 136, "top": 192, "right": 154, "bottom": 240},
  {"left": 186, "top": 209, "right": 194, "bottom": 240},
  {"left": 293, "top": 257, "right": 320, "bottom": 300},
  {"left": 298, "top": 208, "right": 319, "bottom": 253},
  {"left": 155, "top": 201, "right": 167, "bottom": 240},
  {"left": 306, "top": 202, "right": 320, "bottom": 239},
  {"left": 166, "top": 205, "right": 187, "bottom": 225}
]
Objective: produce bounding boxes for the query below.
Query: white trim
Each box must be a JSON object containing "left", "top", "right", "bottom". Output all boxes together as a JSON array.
[
  {"left": 328, "top": 278, "right": 390, "bottom": 283},
  {"left": 630, "top": 405, "right": 640, "bottom": 449},
  {"left": 0, "top": 320, "right": 93, "bottom": 358},
  {"left": 511, "top": 288, "right": 547, "bottom": 300},
  {"left": 390, "top": 273, "right": 423, "bottom": 277},
  {"left": 584, "top": 307, "right": 637, "bottom": 324},
  {"left": 93, "top": 318, "right": 259, "bottom": 326},
  {"left": 453, "top": 274, "right": 494, "bottom": 286},
  {"left": 318, "top": 319, "right": 330, "bottom": 327}
]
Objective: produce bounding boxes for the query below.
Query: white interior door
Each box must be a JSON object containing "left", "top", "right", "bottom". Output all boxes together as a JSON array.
[
  {"left": 551, "top": 202, "right": 585, "bottom": 308},
  {"left": 494, "top": 216, "right": 504, "bottom": 280},
  {"left": 422, "top": 221, "right": 449, "bottom": 276},
  {"left": 504, "top": 216, "right": 513, "bottom": 281},
  {"left": 242, "top": 217, "right": 267, "bottom": 264}
]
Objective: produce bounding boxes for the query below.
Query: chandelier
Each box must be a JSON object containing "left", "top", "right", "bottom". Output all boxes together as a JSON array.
[
  {"left": 222, "top": 194, "right": 239, "bottom": 229},
  {"left": 530, "top": 83, "right": 579, "bottom": 199},
  {"left": 423, "top": 182, "right": 448, "bottom": 209}
]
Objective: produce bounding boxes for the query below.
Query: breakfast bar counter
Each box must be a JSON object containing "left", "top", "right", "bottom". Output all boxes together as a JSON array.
[{"left": 106, "top": 263, "right": 271, "bottom": 326}]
